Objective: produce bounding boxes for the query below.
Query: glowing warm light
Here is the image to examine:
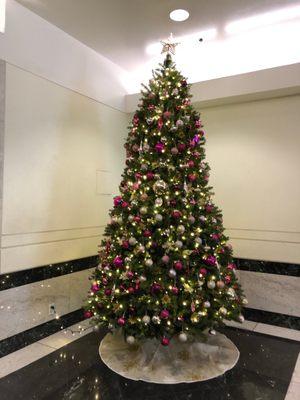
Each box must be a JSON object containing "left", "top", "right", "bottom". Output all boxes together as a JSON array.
[
  {"left": 225, "top": 5, "right": 300, "bottom": 34},
  {"left": 0, "top": 0, "right": 6, "bottom": 33},
  {"left": 170, "top": 9, "right": 189, "bottom": 22}
]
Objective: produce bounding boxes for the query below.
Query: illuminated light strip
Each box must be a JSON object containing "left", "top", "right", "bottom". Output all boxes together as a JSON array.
[
  {"left": 0, "top": 0, "right": 6, "bottom": 33},
  {"left": 225, "top": 5, "right": 300, "bottom": 34}
]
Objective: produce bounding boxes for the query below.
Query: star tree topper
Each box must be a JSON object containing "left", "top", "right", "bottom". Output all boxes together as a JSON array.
[{"left": 161, "top": 33, "right": 179, "bottom": 55}]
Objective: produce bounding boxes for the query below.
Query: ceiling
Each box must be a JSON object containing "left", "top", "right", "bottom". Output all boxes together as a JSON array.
[
  {"left": 15, "top": 0, "right": 300, "bottom": 92},
  {"left": 16, "top": 0, "right": 299, "bottom": 69}
]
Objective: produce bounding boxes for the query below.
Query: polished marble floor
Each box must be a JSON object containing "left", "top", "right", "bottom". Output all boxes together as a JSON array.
[{"left": 0, "top": 327, "right": 299, "bottom": 400}]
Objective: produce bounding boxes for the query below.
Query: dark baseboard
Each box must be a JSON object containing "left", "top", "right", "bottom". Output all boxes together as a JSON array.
[
  {"left": 0, "top": 307, "right": 298, "bottom": 359},
  {"left": 0, "top": 255, "right": 99, "bottom": 291},
  {"left": 0, "top": 256, "right": 299, "bottom": 293},
  {"left": 0, "top": 309, "right": 85, "bottom": 358}
]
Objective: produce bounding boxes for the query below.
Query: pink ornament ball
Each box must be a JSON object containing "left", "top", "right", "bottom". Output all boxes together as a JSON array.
[
  {"left": 117, "top": 317, "right": 126, "bottom": 326},
  {"left": 163, "top": 111, "right": 171, "bottom": 119},
  {"left": 177, "top": 143, "right": 186, "bottom": 152},
  {"left": 121, "top": 201, "right": 129, "bottom": 208},
  {"left": 84, "top": 310, "right": 93, "bottom": 319},
  {"left": 128, "top": 287, "right": 135, "bottom": 294},
  {"left": 188, "top": 173, "right": 197, "bottom": 182},
  {"left": 205, "top": 255, "right": 217, "bottom": 266},
  {"left": 134, "top": 216, "right": 141, "bottom": 223},
  {"left": 91, "top": 283, "right": 100, "bottom": 293},
  {"left": 113, "top": 196, "right": 123, "bottom": 207},
  {"left": 172, "top": 210, "right": 182, "bottom": 218},
  {"left": 227, "top": 263, "right": 236, "bottom": 270},
  {"left": 174, "top": 261, "right": 183, "bottom": 271},
  {"left": 155, "top": 142, "right": 165, "bottom": 153},
  {"left": 143, "top": 229, "right": 152, "bottom": 237},
  {"left": 160, "top": 309, "right": 170, "bottom": 319},
  {"left": 188, "top": 160, "right": 195, "bottom": 168},
  {"left": 225, "top": 275, "right": 231, "bottom": 284},
  {"left": 127, "top": 271, "right": 134, "bottom": 279},
  {"left": 162, "top": 255, "right": 170, "bottom": 264},
  {"left": 161, "top": 337, "right": 170, "bottom": 346},
  {"left": 122, "top": 240, "right": 130, "bottom": 249},
  {"left": 104, "top": 288, "right": 112, "bottom": 296},
  {"left": 171, "top": 147, "right": 179, "bottom": 155},
  {"left": 151, "top": 283, "right": 162, "bottom": 294},
  {"left": 200, "top": 268, "right": 207, "bottom": 276},
  {"left": 146, "top": 172, "right": 155, "bottom": 180},
  {"left": 113, "top": 256, "right": 123, "bottom": 267},
  {"left": 172, "top": 286, "right": 179, "bottom": 295}
]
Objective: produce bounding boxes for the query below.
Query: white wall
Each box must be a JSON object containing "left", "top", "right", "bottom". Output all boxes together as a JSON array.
[
  {"left": 200, "top": 94, "right": 300, "bottom": 263},
  {"left": 0, "top": 0, "right": 130, "bottom": 111},
  {"left": 1, "top": 63, "right": 128, "bottom": 273}
]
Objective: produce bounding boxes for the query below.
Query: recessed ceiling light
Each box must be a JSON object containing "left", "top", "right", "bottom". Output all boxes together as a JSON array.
[{"left": 170, "top": 9, "right": 189, "bottom": 22}]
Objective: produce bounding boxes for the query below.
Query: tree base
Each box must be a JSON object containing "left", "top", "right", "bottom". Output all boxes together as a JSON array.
[{"left": 99, "top": 330, "right": 239, "bottom": 384}]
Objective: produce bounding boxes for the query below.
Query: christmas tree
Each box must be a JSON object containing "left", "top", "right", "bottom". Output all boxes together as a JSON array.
[{"left": 85, "top": 42, "right": 246, "bottom": 346}]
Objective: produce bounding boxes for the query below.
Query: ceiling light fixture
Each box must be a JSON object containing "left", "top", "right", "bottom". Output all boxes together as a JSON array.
[
  {"left": 0, "top": 0, "right": 6, "bottom": 33},
  {"left": 170, "top": 9, "right": 189, "bottom": 22}
]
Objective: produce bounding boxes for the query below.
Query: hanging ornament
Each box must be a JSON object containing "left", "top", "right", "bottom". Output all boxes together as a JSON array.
[
  {"left": 141, "top": 163, "right": 148, "bottom": 171},
  {"left": 219, "top": 307, "right": 228, "bottom": 315},
  {"left": 195, "top": 237, "right": 202, "bottom": 245},
  {"left": 117, "top": 317, "right": 126, "bottom": 326},
  {"left": 129, "top": 237, "right": 137, "bottom": 246},
  {"left": 175, "top": 240, "right": 183, "bottom": 248},
  {"left": 217, "top": 280, "right": 225, "bottom": 289},
  {"left": 176, "top": 119, "right": 184, "bottom": 127},
  {"left": 174, "top": 261, "right": 183, "bottom": 271},
  {"left": 238, "top": 314, "right": 245, "bottom": 322},
  {"left": 142, "top": 315, "right": 151, "bottom": 324},
  {"left": 152, "top": 315, "right": 161, "bottom": 324},
  {"left": 126, "top": 335, "right": 135, "bottom": 345},
  {"left": 155, "top": 214, "right": 163, "bottom": 222},
  {"left": 161, "top": 337, "right": 170, "bottom": 346},
  {"left": 145, "top": 259, "right": 153, "bottom": 267},
  {"left": 140, "top": 206, "right": 147, "bottom": 215},
  {"left": 155, "top": 197, "right": 163, "bottom": 206},
  {"left": 162, "top": 255, "right": 170, "bottom": 264},
  {"left": 139, "top": 275, "right": 147, "bottom": 282},
  {"left": 172, "top": 286, "right": 179, "bottom": 294},
  {"left": 168, "top": 268, "right": 177, "bottom": 278},
  {"left": 188, "top": 215, "right": 195, "bottom": 224},
  {"left": 153, "top": 180, "right": 168, "bottom": 193},
  {"left": 155, "top": 142, "right": 165, "bottom": 153},
  {"left": 177, "top": 225, "right": 185, "bottom": 234},
  {"left": 204, "top": 301, "right": 211, "bottom": 308},
  {"left": 137, "top": 245, "right": 145, "bottom": 253},
  {"left": 207, "top": 280, "right": 216, "bottom": 289},
  {"left": 160, "top": 309, "right": 170, "bottom": 319},
  {"left": 178, "top": 332, "right": 188, "bottom": 342}
]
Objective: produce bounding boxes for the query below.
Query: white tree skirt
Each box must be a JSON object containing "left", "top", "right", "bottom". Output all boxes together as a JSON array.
[{"left": 99, "top": 330, "right": 240, "bottom": 384}]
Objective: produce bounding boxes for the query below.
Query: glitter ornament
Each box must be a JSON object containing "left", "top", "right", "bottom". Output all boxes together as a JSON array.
[
  {"left": 117, "top": 317, "right": 126, "bottom": 326},
  {"left": 140, "top": 206, "right": 147, "bottom": 215},
  {"left": 162, "top": 255, "right": 170, "bottom": 264},
  {"left": 153, "top": 180, "right": 167, "bottom": 193},
  {"left": 176, "top": 119, "right": 184, "bottom": 127},
  {"left": 204, "top": 301, "right": 211, "bottom": 308}
]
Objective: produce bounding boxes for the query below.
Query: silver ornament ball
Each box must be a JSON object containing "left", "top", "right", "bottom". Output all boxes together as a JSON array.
[
  {"left": 145, "top": 259, "right": 153, "bottom": 267},
  {"left": 207, "top": 280, "right": 216, "bottom": 289},
  {"left": 178, "top": 332, "right": 188, "bottom": 342},
  {"left": 142, "top": 315, "right": 151, "bottom": 324},
  {"left": 126, "top": 336, "right": 135, "bottom": 345}
]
